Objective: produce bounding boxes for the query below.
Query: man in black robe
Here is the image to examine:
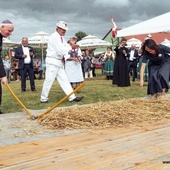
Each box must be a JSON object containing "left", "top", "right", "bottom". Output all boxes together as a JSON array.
[
  {"left": 0, "top": 20, "right": 14, "bottom": 114},
  {"left": 112, "top": 38, "right": 130, "bottom": 87}
]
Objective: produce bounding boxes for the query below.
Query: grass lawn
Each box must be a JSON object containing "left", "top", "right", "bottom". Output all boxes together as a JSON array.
[{"left": 2, "top": 69, "right": 150, "bottom": 114}]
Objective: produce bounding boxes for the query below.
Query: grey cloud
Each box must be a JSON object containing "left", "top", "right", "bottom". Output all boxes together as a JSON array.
[{"left": 0, "top": 0, "right": 169, "bottom": 41}]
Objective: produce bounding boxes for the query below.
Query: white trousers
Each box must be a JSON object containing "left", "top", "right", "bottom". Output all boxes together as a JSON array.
[
  {"left": 85, "top": 70, "right": 93, "bottom": 79},
  {"left": 40, "top": 63, "right": 76, "bottom": 102}
]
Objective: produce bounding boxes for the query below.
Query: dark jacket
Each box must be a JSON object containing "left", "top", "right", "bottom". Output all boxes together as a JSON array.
[
  {"left": 128, "top": 48, "right": 139, "bottom": 64},
  {"left": 0, "top": 33, "right": 6, "bottom": 78},
  {"left": 15, "top": 46, "right": 35, "bottom": 70}
]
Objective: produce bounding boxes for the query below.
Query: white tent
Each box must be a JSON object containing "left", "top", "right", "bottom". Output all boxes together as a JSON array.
[
  {"left": 161, "top": 38, "right": 170, "bottom": 47},
  {"left": 28, "top": 31, "right": 50, "bottom": 64},
  {"left": 117, "top": 12, "right": 170, "bottom": 37},
  {"left": 2, "top": 38, "right": 18, "bottom": 47},
  {"left": 77, "top": 34, "right": 112, "bottom": 50},
  {"left": 126, "top": 38, "right": 142, "bottom": 48},
  {"left": 2, "top": 38, "right": 19, "bottom": 57}
]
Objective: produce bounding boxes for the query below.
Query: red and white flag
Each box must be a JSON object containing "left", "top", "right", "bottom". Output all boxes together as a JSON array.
[{"left": 110, "top": 15, "right": 117, "bottom": 38}]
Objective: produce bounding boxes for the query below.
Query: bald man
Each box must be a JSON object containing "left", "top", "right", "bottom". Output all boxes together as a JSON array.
[{"left": 0, "top": 20, "right": 14, "bottom": 114}]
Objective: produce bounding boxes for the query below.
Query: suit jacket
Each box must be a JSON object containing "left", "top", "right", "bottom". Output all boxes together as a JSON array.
[
  {"left": 0, "top": 33, "right": 6, "bottom": 78},
  {"left": 128, "top": 49, "right": 139, "bottom": 65},
  {"left": 15, "top": 46, "right": 35, "bottom": 70}
]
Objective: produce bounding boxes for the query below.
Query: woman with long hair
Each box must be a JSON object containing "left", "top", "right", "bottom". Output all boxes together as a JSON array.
[{"left": 140, "top": 39, "right": 170, "bottom": 99}]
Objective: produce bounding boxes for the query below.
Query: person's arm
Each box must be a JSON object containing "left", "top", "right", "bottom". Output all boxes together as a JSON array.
[
  {"left": 0, "top": 57, "right": 6, "bottom": 78},
  {"left": 35, "top": 62, "right": 39, "bottom": 70},
  {"left": 125, "top": 48, "right": 129, "bottom": 59},
  {"left": 0, "top": 59, "right": 7, "bottom": 84},
  {"left": 122, "top": 47, "right": 128, "bottom": 60},
  {"left": 104, "top": 53, "right": 108, "bottom": 61},
  {"left": 159, "top": 44, "right": 170, "bottom": 54},
  {"left": 114, "top": 46, "right": 119, "bottom": 53},
  {"left": 47, "top": 33, "right": 70, "bottom": 58},
  {"left": 66, "top": 56, "right": 80, "bottom": 62},
  {"left": 38, "top": 61, "right": 41, "bottom": 67},
  {"left": 139, "top": 62, "right": 146, "bottom": 87},
  {"left": 29, "top": 47, "right": 36, "bottom": 58},
  {"left": 15, "top": 47, "right": 24, "bottom": 59},
  {"left": 1, "top": 77, "right": 8, "bottom": 85},
  {"left": 110, "top": 52, "right": 114, "bottom": 60}
]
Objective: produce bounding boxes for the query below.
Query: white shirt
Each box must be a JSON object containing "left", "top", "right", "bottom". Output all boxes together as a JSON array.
[
  {"left": 3, "top": 59, "right": 11, "bottom": 70},
  {"left": 46, "top": 32, "right": 71, "bottom": 67},
  {"left": 129, "top": 50, "right": 135, "bottom": 61},
  {"left": 104, "top": 51, "right": 115, "bottom": 59},
  {"left": 22, "top": 46, "right": 31, "bottom": 64}
]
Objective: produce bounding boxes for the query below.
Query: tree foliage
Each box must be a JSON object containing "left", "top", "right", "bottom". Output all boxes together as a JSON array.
[{"left": 75, "top": 31, "right": 87, "bottom": 41}]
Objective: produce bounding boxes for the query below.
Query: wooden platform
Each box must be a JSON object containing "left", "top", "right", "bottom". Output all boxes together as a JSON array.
[{"left": 0, "top": 122, "right": 170, "bottom": 170}]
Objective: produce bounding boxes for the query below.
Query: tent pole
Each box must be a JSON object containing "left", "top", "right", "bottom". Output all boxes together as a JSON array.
[{"left": 41, "top": 45, "right": 43, "bottom": 65}]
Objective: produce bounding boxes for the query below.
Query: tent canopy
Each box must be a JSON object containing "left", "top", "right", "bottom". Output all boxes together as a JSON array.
[
  {"left": 77, "top": 34, "right": 111, "bottom": 50},
  {"left": 126, "top": 38, "right": 142, "bottom": 48},
  {"left": 117, "top": 12, "right": 170, "bottom": 37},
  {"left": 28, "top": 31, "right": 50, "bottom": 64},
  {"left": 161, "top": 38, "right": 170, "bottom": 47},
  {"left": 2, "top": 38, "right": 19, "bottom": 47},
  {"left": 28, "top": 31, "right": 49, "bottom": 48}
]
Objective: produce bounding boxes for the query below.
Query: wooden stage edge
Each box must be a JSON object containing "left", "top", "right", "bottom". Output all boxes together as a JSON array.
[{"left": 0, "top": 120, "right": 170, "bottom": 170}]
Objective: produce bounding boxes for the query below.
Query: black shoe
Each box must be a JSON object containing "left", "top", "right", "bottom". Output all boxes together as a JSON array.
[
  {"left": 0, "top": 110, "right": 4, "bottom": 114},
  {"left": 70, "top": 96, "right": 84, "bottom": 102},
  {"left": 40, "top": 100, "right": 48, "bottom": 103}
]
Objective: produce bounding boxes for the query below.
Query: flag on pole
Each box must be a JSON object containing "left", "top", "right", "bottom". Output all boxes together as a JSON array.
[{"left": 110, "top": 15, "right": 117, "bottom": 38}]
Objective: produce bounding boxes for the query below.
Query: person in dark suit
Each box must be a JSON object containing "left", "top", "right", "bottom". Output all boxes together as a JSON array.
[
  {"left": 15, "top": 37, "right": 36, "bottom": 92},
  {"left": 0, "top": 20, "right": 14, "bottom": 114},
  {"left": 128, "top": 44, "right": 139, "bottom": 81}
]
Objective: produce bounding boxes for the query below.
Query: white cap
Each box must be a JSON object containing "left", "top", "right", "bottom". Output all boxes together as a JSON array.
[{"left": 56, "top": 21, "right": 68, "bottom": 30}]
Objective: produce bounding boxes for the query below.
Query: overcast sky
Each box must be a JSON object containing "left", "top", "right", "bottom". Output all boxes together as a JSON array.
[{"left": 1, "top": 0, "right": 170, "bottom": 42}]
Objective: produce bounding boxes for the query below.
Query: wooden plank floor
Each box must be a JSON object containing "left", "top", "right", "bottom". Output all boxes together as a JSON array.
[{"left": 0, "top": 121, "right": 170, "bottom": 170}]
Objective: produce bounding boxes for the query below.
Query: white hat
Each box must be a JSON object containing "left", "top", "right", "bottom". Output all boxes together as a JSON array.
[{"left": 56, "top": 21, "right": 68, "bottom": 30}]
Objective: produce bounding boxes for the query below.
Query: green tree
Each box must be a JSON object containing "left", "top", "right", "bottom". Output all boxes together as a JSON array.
[
  {"left": 75, "top": 31, "right": 87, "bottom": 41},
  {"left": 1, "top": 48, "right": 10, "bottom": 59}
]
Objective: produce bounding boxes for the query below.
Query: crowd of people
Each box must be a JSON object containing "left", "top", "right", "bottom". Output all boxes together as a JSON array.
[
  {"left": 99, "top": 36, "right": 170, "bottom": 99},
  {"left": 3, "top": 56, "right": 45, "bottom": 82},
  {"left": 100, "top": 38, "right": 139, "bottom": 86},
  {"left": 2, "top": 43, "right": 97, "bottom": 84},
  {"left": 1, "top": 19, "right": 170, "bottom": 114}
]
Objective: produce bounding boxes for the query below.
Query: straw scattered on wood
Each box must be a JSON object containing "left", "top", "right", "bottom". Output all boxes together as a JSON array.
[{"left": 38, "top": 98, "right": 170, "bottom": 130}]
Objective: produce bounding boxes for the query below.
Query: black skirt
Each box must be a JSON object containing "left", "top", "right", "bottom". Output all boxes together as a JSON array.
[{"left": 147, "top": 58, "right": 170, "bottom": 95}]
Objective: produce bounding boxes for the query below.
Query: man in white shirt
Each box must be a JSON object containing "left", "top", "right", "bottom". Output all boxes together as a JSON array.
[
  {"left": 40, "top": 21, "right": 84, "bottom": 103},
  {"left": 128, "top": 44, "right": 139, "bottom": 81}
]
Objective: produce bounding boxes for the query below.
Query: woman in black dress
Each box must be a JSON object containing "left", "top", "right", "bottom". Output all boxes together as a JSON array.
[{"left": 140, "top": 39, "right": 170, "bottom": 99}]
